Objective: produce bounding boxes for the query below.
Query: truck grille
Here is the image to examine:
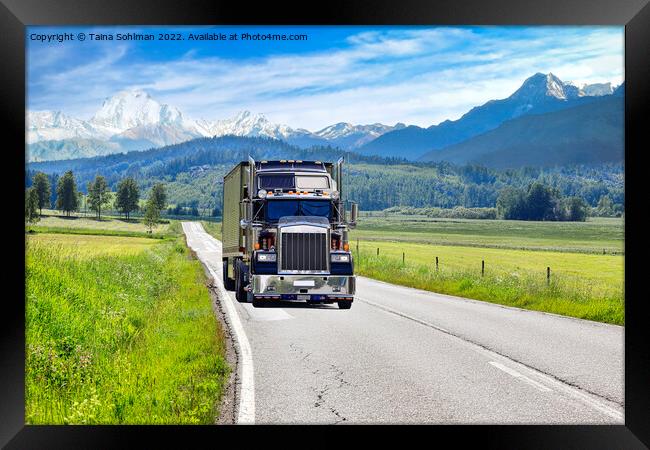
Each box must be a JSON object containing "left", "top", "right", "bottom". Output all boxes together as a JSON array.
[{"left": 280, "top": 232, "right": 328, "bottom": 272}]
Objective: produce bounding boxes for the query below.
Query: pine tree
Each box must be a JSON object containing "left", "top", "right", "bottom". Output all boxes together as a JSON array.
[
  {"left": 115, "top": 177, "right": 140, "bottom": 220},
  {"left": 143, "top": 198, "right": 160, "bottom": 234},
  {"left": 32, "top": 172, "right": 51, "bottom": 216},
  {"left": 25, "top": 187, "right": 40, "bottom": 228},
  {"left": 55, "top": 171, "right": 79, "bottom": 217},
  {"left": 149, "top": 182, "right": 167, "bottom": 213},
  {"left": 87, "top": 175, "right": 111, "bottom": 220}
]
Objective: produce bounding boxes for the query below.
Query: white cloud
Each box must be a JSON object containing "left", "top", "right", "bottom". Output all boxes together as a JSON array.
[{"left": 27, "top": 26, "right": 624, "bottom": 130}]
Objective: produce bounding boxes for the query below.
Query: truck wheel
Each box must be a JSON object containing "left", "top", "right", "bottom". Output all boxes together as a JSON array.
[
  {"left": 337, "top": 301, "right": 352, "bottom": 310},
  {"left": 235, "top": 260, "right": 249, "bottom": 303},
  {"left": 252, "top": 297, "right": 266, "bottom": 308},
  {"left": 223, "top": 259, "right": 235, "bottom": 291}
]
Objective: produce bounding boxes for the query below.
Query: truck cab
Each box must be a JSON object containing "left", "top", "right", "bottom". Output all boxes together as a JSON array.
[{"left": 222, "top": 158, "right": 358, "bottom": 309}]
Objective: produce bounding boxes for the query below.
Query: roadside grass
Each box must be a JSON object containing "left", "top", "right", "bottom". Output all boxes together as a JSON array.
[
  {"left": 200, "top": 220, "right": 221, "bottom": 238},
  {"left": 25, "top": 234, "right": 229, "bottom": 424},
  {"left": 355, "top": 251, "right": 623, "bottom": 325},
  {"left": 353, "top": 240, "right": 623, "bottom": 297}
]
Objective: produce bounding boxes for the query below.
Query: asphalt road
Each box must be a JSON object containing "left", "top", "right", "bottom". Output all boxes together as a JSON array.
[{"left": 182, "top": 222, "right": 624, "bottom": 424}]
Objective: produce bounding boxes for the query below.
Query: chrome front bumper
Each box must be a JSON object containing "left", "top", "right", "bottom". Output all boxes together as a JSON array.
[{"left": 251, "top": 274, "right": 355, "bottom": 296}]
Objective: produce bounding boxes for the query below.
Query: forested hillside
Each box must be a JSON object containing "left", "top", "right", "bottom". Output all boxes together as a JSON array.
[{"left": 27, "top": 135, "right": 624, "bottom": 214}]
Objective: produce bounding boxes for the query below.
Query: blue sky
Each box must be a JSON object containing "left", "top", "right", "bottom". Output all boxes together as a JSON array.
[{"left": 27, "top": 26, "right": 624, "bottom": 130}]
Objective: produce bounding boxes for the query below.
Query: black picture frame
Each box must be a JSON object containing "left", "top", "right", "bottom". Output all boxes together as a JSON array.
[{"left": 2, "top": 0, "right": 648, "bottom": 447}]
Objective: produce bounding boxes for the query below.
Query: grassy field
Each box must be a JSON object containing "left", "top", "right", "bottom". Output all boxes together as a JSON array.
[
  {"left": 29, "top": 210, "right": 178, "bottom": 239},
  {"left": 352, "top": 215, "right": 624, "bottom": 254},
  {"left": 349, "top": 215, "right": 624, "bottom": 324},
  {"left": 27, "top": 233, "right": 159, "bottom": 257},
  {"left": 25, "top": 228, "right": 229, "bottom": 424}
]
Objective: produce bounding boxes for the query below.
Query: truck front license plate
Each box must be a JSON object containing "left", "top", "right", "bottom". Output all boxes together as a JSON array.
[{"left": 297, "top": 295, "right": 310, "bottom": 301}]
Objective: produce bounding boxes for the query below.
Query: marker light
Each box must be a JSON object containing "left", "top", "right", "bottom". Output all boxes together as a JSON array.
[
  {"left": 258, "top": 189, "right": 267, "bottom": 199},
  {"left": 343, "top": 243, "right": 350, "bottom": 251},
  {"left": 331, "top": 191, "right": 340, "bottom": 200},
  {"left": 254, "top": 243, "right": 260, "bottom": 250}
]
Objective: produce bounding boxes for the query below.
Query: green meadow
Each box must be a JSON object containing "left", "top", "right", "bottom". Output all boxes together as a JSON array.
[
  {"left": 349, "top": 215, "right": 624, "bottom": 324},
  {"left": 25, "top": 222, "right": 229, "bottom": 424},
  {"left": 29, "top": 210, "right": 178, "bottom": 239}
]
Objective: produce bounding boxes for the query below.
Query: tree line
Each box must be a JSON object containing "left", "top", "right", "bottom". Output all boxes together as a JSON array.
[
  {"left": 25, "top": 171, "right": 168, "bottom": 233},
  {"left": 26, "top": 135, "right": 624, "bottom": 216},
  {"left": 496, "top": 182, "right": 589, "bottom": 221}
]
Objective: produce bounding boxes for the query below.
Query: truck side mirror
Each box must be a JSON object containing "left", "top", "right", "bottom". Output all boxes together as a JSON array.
[{"left": 349, "top": 202, "right": 358, "bottom": 228}]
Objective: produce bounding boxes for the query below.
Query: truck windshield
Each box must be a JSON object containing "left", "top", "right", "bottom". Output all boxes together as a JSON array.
[
  {"left": 258, "top": 174, "right": 294, "bottom": 190},
  {"left": 258, "top": 174, "right": 330, "bottom": 190},
  {"left": 265, "top": 200, "right": 331, "bottom": 222}
]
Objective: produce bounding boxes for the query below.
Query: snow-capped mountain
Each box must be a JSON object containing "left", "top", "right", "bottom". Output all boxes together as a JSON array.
[
  {"left": 89, "top": 89, "right": 185, "bottom": 132},
  {"left": 27, "top": 90, "right": 200, "bottom": 159},
  {"left": 27, "top": 110, "right": 107, "bottom": 144},
  {"left": 314, "top": 122, "right": 406, "bottom": 149},
  {"left": 511, "top": 74, "right": 616, "bottom": 102},
  {"left": 358, "top": 72, "right": 622, "bottom": 160},
  {"left": 582, "top": 82, "right": 614, "bottom": 96},
  {"left": 194, "top": 111, "right": 298, "bottom": 140},
  {"left": 27, "top": 90, "right": 400, "bottom": 161},
  {"left": 510, "top": 72, "right": 572, "bottom": 101}
]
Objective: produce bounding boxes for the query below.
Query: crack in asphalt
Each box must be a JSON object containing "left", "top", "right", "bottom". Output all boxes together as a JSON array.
[{"left": 289, "top": 343, "right": 349, "bottom": 424}]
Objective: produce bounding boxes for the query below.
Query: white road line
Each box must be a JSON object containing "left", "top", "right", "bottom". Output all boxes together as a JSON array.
[
  {"left": 488, "top": 361, "right": 552, "bottom": 392},
  {"left": 182, "top": 222, "right": 256, "bottom": 424},
  {"left": 357, "top": 296, "right": 623, "bottom": 422}
]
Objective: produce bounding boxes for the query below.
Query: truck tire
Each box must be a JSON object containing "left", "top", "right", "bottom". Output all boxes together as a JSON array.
[
  {"left": 338, "top": 301, "right": 352, "bottom": 310},
  {"left": 252, "top": 297, "right": 266, "bottom": 308},
  {"left": 235, "top": 260, "right": 249, "bottom": 303},
  {"left": 223, "top": 259, "right": 235, "bottom": 291}
]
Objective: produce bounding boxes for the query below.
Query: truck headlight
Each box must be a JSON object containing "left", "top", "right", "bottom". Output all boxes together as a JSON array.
[
  {"left": 257, "top": 252, "right": 276, "bottom": 262},
  {"left": 258, "top": 189, "right": 267, "bottom": 199},
  {"left": 331, "top": 253, "right": 350, "bottom": 263}
]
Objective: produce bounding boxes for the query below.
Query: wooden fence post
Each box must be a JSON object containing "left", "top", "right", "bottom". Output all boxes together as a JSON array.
[
  {"left": 377, "top": 247, "right": 379, "bottom": 256},
  {"left": 356, "top": 238, "right": 359, "bottom": 255},
  {"left": 402, "top": 252, "right": 405, "bottom": 265},
  {"left": 482, "top": 260, "right": 485, "bottom": 277},
  {"left": 547, "top": 267, "right": 551, "bottom": 285},
  {"left": 436, "top": 256, "right": 439, "bottom": 271}
]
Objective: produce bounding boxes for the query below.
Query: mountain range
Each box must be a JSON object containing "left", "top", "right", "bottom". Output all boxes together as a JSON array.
[
  {"left": 27, "top": 73, "right": 623, "bottom": 168},
  {"left": 27, "top": 91, "right": 405, "bottom": 162},
  {"left": 357, "top": 73, "right": 621, "bottom": 160},
  {"left": 420, "top": 94, "right": 623, "bottom": 167}
]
